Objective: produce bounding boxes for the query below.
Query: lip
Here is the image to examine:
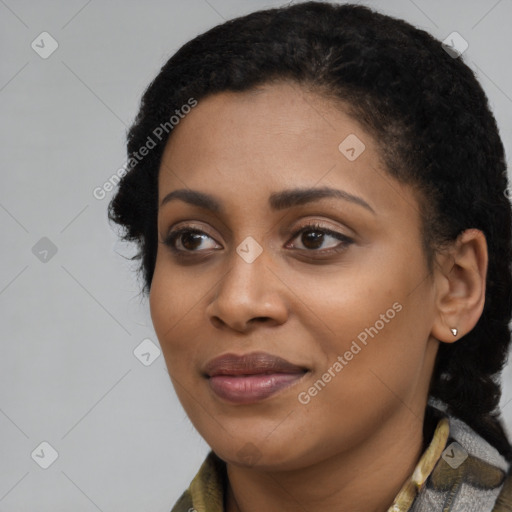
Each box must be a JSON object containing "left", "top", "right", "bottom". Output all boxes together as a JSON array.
[{"left": 204, "top": 352, "right": 308, "bottom": 404}]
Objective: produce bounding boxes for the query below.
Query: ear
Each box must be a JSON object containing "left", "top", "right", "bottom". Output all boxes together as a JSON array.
[{"left": 430, "top": 228, "right": 488, "bottom": 344}]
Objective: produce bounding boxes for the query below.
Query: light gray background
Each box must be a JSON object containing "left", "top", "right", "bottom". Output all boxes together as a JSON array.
[{"left": 1, "top": 0, "right": 511, "bottom": 510}]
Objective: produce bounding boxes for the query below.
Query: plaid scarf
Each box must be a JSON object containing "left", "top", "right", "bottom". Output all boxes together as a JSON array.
[{"left": 171, "top": 403, "right": 512, "bottom": 511}]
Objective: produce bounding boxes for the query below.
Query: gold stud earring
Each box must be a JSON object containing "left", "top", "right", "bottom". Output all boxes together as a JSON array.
[{"left": 450, "top": 328, "right": 458, "bottom": 337}]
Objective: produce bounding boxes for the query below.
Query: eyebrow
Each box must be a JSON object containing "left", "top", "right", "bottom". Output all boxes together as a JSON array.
[{"left": 160, "top": 186, "right": 375, "bottom": 214}]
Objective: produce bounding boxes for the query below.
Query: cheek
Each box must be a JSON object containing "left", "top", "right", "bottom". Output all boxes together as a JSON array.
[
  {"left": 149, "top": 262, "right": 202, "bottom": 369},
  {"left": 296, "top": 260, "right": 404, "bottom": 348},
  {"left": 304, "top": 262, "right": 430, "bottom": 394},
  {"left": 298, "top": 247, "right": 429, "bottom": 385}
]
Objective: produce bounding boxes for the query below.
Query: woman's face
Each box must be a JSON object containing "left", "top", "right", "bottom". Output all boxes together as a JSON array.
[{"left": 150, "top": 81, "right": 440, "bottom": 470}]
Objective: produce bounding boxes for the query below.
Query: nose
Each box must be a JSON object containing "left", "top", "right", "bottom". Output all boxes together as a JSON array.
[{"left": 206, "top": 248, "right": 289, "bottom": 333}]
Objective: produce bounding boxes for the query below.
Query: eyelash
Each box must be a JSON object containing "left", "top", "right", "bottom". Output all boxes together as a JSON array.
[{"left": 162, "top": 222, "right": 354, "bottom": 257}]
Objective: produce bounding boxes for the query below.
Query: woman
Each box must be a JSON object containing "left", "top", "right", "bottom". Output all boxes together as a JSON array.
[{"left": 108, "top": 2, "right": 512, "bottom": 510}]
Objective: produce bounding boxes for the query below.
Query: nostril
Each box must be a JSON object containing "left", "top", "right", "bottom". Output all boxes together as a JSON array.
[
  {"left": 251, "top": 317, "right": 271, "bottom": 324},
  {"left": 211, "top": 316, "right": 226, "bottom": 329}
]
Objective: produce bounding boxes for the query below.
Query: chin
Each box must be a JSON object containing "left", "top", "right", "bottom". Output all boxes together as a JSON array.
[{"left": 211, "top": 435, "right": 317, "bottom": 472}]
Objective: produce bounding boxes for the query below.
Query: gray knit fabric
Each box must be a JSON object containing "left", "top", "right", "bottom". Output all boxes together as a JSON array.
[{"left": 411, "top": 402, "right": 510, "bottom": 512}]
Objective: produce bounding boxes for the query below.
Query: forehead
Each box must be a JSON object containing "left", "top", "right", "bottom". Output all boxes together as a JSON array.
[
  {"left": 162, "top": 82, "right": 357, "bottom": 162},
  {"left": 157, "top": 82, "right": 421, "bottom": 226}
]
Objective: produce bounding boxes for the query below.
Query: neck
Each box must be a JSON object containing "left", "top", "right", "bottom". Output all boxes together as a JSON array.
[{"left": 225, "top": 407, "right": 427, "bottom": 512}]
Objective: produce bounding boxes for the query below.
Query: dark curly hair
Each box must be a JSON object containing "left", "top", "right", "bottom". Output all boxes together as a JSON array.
[{"left": 108, "top": 1, "right": 512, "bottom": 460}]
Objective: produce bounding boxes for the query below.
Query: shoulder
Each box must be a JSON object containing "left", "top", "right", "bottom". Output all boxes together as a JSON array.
[
  {"left": 170, "top": 489, "right": 194, "bottom": 512},
  {"left": 170, "top": 451, "right": 227, "bottom": 512},
  {"left": 413, "top": 407, "right": 512, "bottom": 512},
  {"left": 493, "top": 468, "right": 512, "bottom": 511}
]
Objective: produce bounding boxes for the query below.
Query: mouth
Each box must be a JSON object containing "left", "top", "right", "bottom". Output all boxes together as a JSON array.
[{"left": 203, "top": 352, "right": 308, "bottom": 404}]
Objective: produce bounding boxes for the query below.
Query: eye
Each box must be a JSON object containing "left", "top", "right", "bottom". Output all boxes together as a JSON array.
[
  {"left": 162, "top": 222, "right": 354, "bottom": 256},
  {"left": 163, "top": 227, "right": 221, "bottom": 252},
  {"left": 287, "top": 222, "right": 353, "bottom": 253}
]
